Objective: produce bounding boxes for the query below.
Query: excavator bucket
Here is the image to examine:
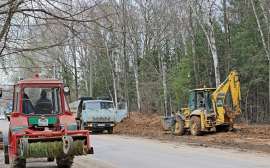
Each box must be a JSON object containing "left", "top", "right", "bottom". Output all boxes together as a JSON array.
[{"left": 224, "top": 105, "right": 240, "bottom": 119}]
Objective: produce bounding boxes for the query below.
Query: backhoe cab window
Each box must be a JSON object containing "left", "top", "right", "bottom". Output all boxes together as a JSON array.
[{"left": 22, "top": 87, "right": 62, "bottom": 115}]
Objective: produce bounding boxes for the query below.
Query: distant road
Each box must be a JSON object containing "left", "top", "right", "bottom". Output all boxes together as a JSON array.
[{"left": 0, "top": 120, "right": 270, "bottom": 168}]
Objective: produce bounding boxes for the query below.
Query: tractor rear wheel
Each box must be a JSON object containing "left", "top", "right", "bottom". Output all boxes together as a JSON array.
[
  {"left": 56, "top": 156, "right": 74, "bottom": 168},
  {"left": 10, "top": 155, "right": 26, "bottom": 168},
  {"left": 190, "top": 116, "right": 203, "bottom": 136},
  {"left": 174, "top": 117, "right": 186, "bottom": 136},
  {"left": 3, "top": 132, "right": 9, "bottom": 164}
]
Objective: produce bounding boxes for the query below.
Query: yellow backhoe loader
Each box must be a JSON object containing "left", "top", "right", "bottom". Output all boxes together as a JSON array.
[{"left": 163, "top": 68, "right": 242, "bottom": 136}]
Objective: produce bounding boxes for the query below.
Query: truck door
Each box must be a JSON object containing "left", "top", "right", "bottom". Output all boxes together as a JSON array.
[{"left": 115, "top": 102, "right": 128, "bottom": 122}]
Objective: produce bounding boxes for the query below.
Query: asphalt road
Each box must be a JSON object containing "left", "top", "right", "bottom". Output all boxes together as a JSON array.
[{"left": 1, "top": 120, "right": 270, "bottom": 168}]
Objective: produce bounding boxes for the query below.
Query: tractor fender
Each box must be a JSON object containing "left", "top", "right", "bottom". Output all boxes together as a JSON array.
[{"left": 176, "top": 113, "right": 186, "bottom": 120}]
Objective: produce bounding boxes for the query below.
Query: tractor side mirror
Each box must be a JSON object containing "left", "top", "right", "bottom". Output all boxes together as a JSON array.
[{"left": 64, "top": 86, "right": 70, "bottom": 95}]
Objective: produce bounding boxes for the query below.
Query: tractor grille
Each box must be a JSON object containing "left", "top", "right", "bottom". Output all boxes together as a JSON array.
[{"left": 92, "top": 117, "right": 110, "bottom": 122}]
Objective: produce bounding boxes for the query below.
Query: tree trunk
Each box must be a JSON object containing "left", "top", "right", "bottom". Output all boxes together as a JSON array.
[
  {"left": 223, "top": 0, "right": 231, "bottom": 75},
  {"left": 122, "top": 0, "right": 130, "bottom": 113},
  {"left": 252, "top": 0, "right": 270, "bottom": 122},
  {"left": 89, "top": 48, "right": 93, "bottom": 97},
  {"left": 189, "top": 0, "right": 221, "bottom": 87}
]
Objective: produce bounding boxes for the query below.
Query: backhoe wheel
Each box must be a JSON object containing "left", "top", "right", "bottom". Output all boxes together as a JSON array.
[
  {"left": 190, "top": 116, "right": 203, "bottom": 136},
  {"left": 10, "top": 155, "right": 26, "bottom": 168},
  {"left": 56, "top": 156, "right": 74, "bottom": 168},
  {"left": 108, "top": 127, "right": 113, "bottom": 134},
  {"left": 174, "top": 117, "right": 186, "bottom": 136}
]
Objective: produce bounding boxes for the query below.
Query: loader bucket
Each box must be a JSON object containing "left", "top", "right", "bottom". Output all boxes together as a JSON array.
[{"left": 160, "top": 116, "right": 171, "bottom": 131}]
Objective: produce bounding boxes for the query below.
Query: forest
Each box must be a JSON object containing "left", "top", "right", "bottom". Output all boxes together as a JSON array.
[{"left": 0, "top": 0, "right": 269, "bottom": 124}]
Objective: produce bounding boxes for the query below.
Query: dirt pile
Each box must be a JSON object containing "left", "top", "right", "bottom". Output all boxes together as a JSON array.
[
  {"left": 115, "top": 111, "right": 270, "bottom": 154},
  {"left": 115, "top": 111, "right": 163, "bottom": 136}
]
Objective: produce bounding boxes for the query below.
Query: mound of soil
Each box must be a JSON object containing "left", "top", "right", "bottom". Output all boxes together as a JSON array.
[{"left": 115, "top": 111, "right": 270, "bottom": 154}]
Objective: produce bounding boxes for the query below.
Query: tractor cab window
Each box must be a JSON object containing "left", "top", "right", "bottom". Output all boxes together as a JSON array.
[{"left": 23, "top": 87, "right": 63, "bottom": 115}]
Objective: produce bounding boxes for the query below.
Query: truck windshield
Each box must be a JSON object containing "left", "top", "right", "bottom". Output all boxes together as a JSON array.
[
  {"left": 23, "top": 87, "right": 62, "bottom": 115},
  {"left": 86, "top": 101, "right": 114, "bottom": 110}
]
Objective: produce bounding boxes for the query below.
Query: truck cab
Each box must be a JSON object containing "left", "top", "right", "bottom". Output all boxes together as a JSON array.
[{"left": 76, "top": 97, "right": 127, "bottom": 134}]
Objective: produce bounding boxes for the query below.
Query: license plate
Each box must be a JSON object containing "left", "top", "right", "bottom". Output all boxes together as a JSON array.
[
  {"left": 38, "top": 119, "right": 48, "bottom": 126},
  {"left": 98, "top": 124, "right": 105, "bottom": 127}
]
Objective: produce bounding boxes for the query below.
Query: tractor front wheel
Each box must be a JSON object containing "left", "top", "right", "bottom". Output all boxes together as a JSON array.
[
  {"left": 190, "top": 116, "right": 203, "bottom": 136},
  {"left": 56, "top": 156, "right": 74, "bottom": 168},
  {"left": 8, "top": 131, "right": 26, "bottom": 168},
  {"left": 47, "top": 157, "right": 55, "bottom": 162},
  {"left": 10, "top": 155, "right": 26, "bottom": 168}
]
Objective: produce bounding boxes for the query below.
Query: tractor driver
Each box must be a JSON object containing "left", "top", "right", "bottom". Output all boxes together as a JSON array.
[
  {"left": 34, "top": 90, "right": 52, "bottom": 113},
  {"left": 35, "top": 90, "right": 51, "bottom": 105}
]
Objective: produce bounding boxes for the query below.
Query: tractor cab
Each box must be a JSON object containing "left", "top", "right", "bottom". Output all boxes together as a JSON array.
[{"left": 22, "top": 86, "right": 67, "bottom": 115}]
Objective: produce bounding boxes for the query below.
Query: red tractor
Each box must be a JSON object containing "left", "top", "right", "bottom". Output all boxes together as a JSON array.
[{"left": 2, "top": 74, "right": 93, "bottom": 168}]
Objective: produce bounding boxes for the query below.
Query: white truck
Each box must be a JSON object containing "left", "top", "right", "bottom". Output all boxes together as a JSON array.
[{"left": 75, "top": 97, "right": 128, "bottom": 134}]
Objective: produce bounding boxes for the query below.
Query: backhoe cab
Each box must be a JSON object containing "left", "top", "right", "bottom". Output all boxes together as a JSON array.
[{"left": 173, "top": 68, "right": 242, "bottom": 136}]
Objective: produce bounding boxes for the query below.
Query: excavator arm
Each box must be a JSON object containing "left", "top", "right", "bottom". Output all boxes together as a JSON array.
[{"left": 212, "top": 68, "right": 242, "bottom": 123}]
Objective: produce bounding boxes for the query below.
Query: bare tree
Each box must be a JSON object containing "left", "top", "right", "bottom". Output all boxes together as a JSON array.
[{"left": 188, "top": 0, "right": 221, "bottom": 87}]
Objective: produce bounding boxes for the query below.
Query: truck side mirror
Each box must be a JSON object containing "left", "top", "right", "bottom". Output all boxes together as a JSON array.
[{"left": 0, "top": 88, "right": 2, "bottom": 97}]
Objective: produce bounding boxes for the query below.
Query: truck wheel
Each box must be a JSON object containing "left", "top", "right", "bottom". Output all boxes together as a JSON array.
[
  {"left": 108, "top": 128, "right": 113, "bottom": 134},
  {"left": 56, "top": 156, "right": 74, "bottom": 168},
  {"left": 174, "top": 117, "right": 186, "bottom": 136},
  {"left": 190, "top": 116, "right": 203, "bottom": 136}
]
